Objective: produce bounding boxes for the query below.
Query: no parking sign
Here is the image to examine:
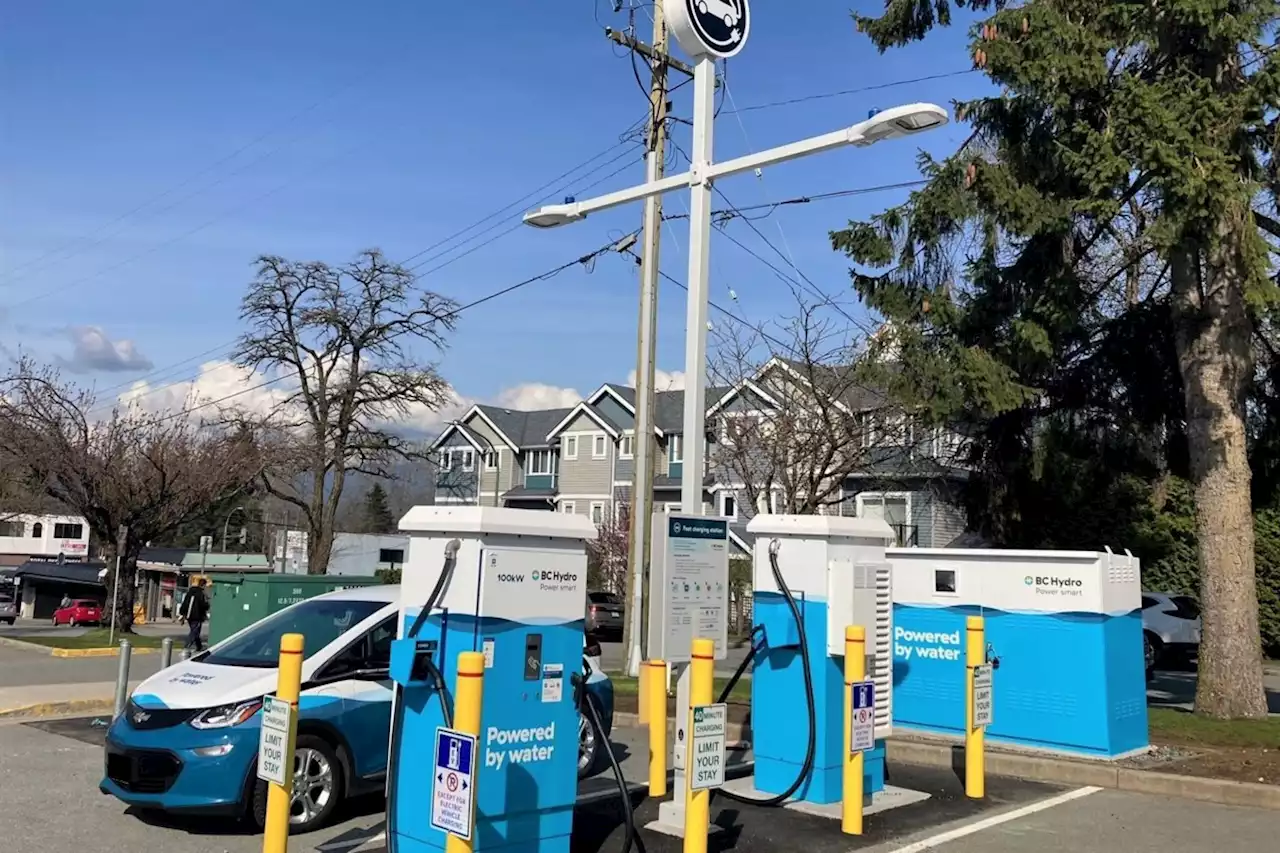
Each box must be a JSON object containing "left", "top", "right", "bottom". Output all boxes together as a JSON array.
[{"left": 850, "top": 681, "right": 876, "bottom": 753}]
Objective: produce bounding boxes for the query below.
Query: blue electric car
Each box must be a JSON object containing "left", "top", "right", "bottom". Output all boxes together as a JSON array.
[{"left": 100, "top": 585, "right": 614, "bottom": 832}]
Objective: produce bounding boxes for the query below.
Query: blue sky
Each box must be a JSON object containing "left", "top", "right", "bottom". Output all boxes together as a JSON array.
[{"left": 0, "top": 1, "right": 988, "bottom": 425}]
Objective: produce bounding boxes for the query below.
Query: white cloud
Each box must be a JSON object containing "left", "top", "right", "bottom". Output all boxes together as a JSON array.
[
  {"left": 493, "top": 383, "right": 582, "bottom": 411},
  {"left": 59, "top": 326, "right": 154, "bottom": 373},
  {"left": 625, "top": 368, "right": 685, "bottom": 391}
]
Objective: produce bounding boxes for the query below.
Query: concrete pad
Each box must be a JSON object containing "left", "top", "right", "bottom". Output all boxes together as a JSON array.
[{"left": 717, "top": 777, "right": 932, "bottom": 820}]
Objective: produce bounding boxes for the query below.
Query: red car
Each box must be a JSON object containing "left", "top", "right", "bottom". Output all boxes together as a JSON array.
[{"left": 52, "top": 599, "right": 102, "bottom": 627}]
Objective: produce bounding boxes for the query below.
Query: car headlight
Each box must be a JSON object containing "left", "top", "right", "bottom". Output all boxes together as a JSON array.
[{"left": 189, "top": 699, "right": 263, "bottom": 729}]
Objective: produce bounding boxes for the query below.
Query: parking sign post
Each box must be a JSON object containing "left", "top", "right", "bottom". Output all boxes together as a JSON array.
[
  {"left": 842, "top": 626, "right": 867, "bottom": 835},
  {"left": 261, "top": 633, "right": 304, "bottom": 853},
  {"left": 965, "top": 616, "right": 986, "bottom": 799}
]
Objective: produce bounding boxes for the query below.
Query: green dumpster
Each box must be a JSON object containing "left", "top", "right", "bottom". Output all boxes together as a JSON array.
[{"left": 206, "top": 573, "right": 382, "bottom": 645}]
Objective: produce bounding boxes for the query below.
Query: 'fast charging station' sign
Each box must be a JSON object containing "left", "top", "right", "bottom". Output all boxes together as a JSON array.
[{"left": 431, "top": 728, "right": 477, "bottom": 840}]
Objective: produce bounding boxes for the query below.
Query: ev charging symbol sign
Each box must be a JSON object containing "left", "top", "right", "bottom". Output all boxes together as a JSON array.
[
  {"left": 431, "top": 728, "right": 477, "bottom": 841},
  {"left": 666, "top": 0, "right": 751, "bottom": 60}
]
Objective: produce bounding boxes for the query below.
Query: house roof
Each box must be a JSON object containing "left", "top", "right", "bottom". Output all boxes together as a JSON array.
[
  {"left": 474, "top": 405, "right": 576, "bottom": 449},
  {"left": 14, "top": 560, "right": 107, "bottom": 587},
  {"left": 501, "top": 485, "right": 557, "bottom": 501},
  {"left": 139, "top": 547, "right": 190, "bottom": 566},
  {"left": 544, "top": 401, "right": 622, "bottom": 442}
]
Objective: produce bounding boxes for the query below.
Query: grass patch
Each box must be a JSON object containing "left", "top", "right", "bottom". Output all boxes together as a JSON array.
[
  {"left": 1148, "top": 708, "right": 1280, "bottom": 749},
  {"left": 609, "top": 675, "right": 752, "bottom": 703},
  {"left": 19, "top": 628, "right": 167, "bottom": 650}
]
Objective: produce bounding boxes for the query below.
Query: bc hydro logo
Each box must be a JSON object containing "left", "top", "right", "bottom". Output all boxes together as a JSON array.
[
  {"left": 1025, "top": 575, "right": 1084, "bottom": 596},
  {"left": 531, "top": 570, "right": 578, "bottom": 584}
]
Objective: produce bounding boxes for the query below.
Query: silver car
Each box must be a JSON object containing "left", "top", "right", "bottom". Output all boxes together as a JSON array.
[
  {"left": 585, "top": 591, "right": 624, "bottom": 638},
  {"left": 0, "top": 592, "right": 17, "bottom": 625}
]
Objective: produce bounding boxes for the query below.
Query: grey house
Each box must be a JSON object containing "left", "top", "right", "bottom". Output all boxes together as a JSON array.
[{"left": 430, "top": 360, "right": 972, "bottom": 555}]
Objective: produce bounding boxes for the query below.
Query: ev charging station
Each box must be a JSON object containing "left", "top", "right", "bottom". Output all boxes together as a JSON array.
[
  {"left": 740, "top": 515, "right": 896, "bottom": 804},
  {"left": 388, "top": 506, "right": 597, "bottom": 853}
]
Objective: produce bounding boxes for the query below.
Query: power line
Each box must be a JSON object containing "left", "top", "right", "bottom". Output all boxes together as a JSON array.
[
  {"left": 86, "top": 129, "right": 648, "bottom": 413},
  {"left": 724, "top": 70, "right": 976, "bottom": 115},
  {"left": 145, "top": 235, "right": 635, "bottom": 424}
]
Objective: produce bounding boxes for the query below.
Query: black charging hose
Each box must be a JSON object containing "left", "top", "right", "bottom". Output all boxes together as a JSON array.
[
  {"left": 577, "top": 667, "right": 647, "bottom": 853},
  {"left": 711, "top": 541, "right": 817, "bottom": 808},
  {"left": 387, "top": 542, "right": 460, "bottom": 853}
]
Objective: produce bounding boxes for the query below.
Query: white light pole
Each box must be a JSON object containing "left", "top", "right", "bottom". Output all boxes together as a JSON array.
[{"left": 524, "top": 0, "right": 947, "bottom": 830}]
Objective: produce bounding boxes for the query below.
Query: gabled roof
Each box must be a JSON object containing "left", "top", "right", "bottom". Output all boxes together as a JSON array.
[
  {"left": 428, "top": 420, "right": 488, "bottom": 454},
  {"left": 473, "top": 405, "right": 576, "bottom": 450},
  {"left": 545, "top": 401, "right": 622, "bottom": 442},
  {"left": 705, "top": 377, "right": 781, "bottom": 418},
  {"left": 586, "top": 384, "right": 664, "bottom": 437}
]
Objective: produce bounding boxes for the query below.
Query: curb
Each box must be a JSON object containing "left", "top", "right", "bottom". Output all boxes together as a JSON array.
[
  {"left": 0, "top": 636, "right": 158, "bottom": 657},
  {"left": 884, "top": 738, "right": 1280, "bottom": 811},
  {"left": 0, "top": 697, "right": 115, "bottom": 721}
]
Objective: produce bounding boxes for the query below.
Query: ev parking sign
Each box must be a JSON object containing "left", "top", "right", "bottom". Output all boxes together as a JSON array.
[
  {"left": 850, "top": 680, "right": 876, "bottom": 752},
  {"left": 431, "top": 728, "right": 477, "bottom": 840}
]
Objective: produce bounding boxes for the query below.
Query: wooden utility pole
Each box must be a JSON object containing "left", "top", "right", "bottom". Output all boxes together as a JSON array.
[{"left": 607, "top": 10, "right": 691, "bottom": 678}]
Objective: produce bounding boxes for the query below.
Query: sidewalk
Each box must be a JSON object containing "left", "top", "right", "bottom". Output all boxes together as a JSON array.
[{"left": 0, "top": 681, "right": 140, "bottom": 720}]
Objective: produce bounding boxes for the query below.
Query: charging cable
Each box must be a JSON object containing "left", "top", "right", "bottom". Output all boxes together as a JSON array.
[
  {"left": 710, "top": 539, "right": 817, "bottom": 807},
  {"left": 575, "top": 662, "right": 647, "bottom": 853}
]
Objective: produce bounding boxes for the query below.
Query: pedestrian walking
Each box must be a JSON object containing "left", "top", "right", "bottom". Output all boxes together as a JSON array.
[{"left": 180, "top": 579, "right": 209, "bottom": 652}]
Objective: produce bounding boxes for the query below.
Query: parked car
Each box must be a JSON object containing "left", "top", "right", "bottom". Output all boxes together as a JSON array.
[
  {"left": 1141, "top": 591, "right": 1201, "bottom": 678},
  {"left": 100, "top": 585, "right": 614, "bottom": 833},
  {"left": 585, "top": 591, "right": 625, "bottom": 638},
  {"left": 52, "top": 599, "right": 102, "bottom": 627},
  {"left": 0, "top": 592, "right": 17, "bottom": 625}
]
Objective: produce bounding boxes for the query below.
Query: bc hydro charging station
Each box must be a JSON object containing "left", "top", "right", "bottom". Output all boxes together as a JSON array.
[{"left": 387, "top": 506, "right": 598, "bottom": 853}]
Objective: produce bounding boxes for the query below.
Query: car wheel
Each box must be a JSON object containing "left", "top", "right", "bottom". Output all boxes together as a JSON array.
[
  {"left": 69, "top": 617, "right": 78, "bottom": 628},
  {"left": 578, "top": 700, "right": 603, "bottom": 779},
  {"left": 51, "top": 616, "right": 59, "bottom": 626},
  {"left": 250, "top": 734, "right": 344, "bottom": 833},
  {"left": 1143, "top": 631, "right": 1162, "bottom": 681}
]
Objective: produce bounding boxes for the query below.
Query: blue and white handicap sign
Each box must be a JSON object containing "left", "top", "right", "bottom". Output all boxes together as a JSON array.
[
  {"left": 431, "top": 727, "right": 477, "bottom": 840},
  {"left": 850, "top": 680, "right": 876, "bottom": 753}
]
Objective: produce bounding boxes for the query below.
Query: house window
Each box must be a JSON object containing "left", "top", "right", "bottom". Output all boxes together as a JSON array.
[
  {"left": 54, "top": 523, "right": 84, "bottom": 539},
  {"left": 859, "top": 412, "right": 880, "bottom": 448},
  {"left": 564, "top": 436, "right": 579, "bottom": 460},
  {"left": 590, "top": 502, "right": 606, "bottom": 525},
  {"left": 379, "top": 548, "right": 405, "bottom": 564},
  {"left": 561, "top": 501, "right": 576, "bottom": 515},
  {"left": 484, "top": 450, "right": 499, "bottom": 471},
  {"left": 439, "top": 450, "right": 452, "bottom": 471},
  {"left": 0, "top": 521, "right": 23, "bottom": 537},
  {"left": 619, "top": 435, "right": 634, "bottom": 459},
  {"left": 857, "top": 492, "right": 912, "bottom": 544},
  {"left": 669, "top": 434, "right": 683, "bottom": 463},
  {"left": 881, "top": 413, "right": 912, "bottom": 446},
  {"left": 527, "top": 449, "right": 554, "bottom": 476},
  {"left": 719, "top": 493, "right": 737, "bottom": 519},
  {"left": 592, "top": 435, "right": 607, "bottom": 459},
  {"left": 459, "top": 449, "right": 475, "bottom": 472},
  {"left": 31, "top": 522, "right": 42, "bottom": 538}
]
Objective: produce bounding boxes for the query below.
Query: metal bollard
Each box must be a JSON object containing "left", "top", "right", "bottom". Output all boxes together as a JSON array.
[
  {"left": 160, "top": 637, "right": 174, "bottom": 669},
  {"left": 113, "top": 640, "right": 132, "bottom": 720}
]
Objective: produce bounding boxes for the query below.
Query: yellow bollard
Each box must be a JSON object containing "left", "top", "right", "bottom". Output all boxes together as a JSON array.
[
  {"left": 262, "top": 633, "right": 304, "bottom": 853},
  {"left": 684, "top": 638, "right": 714, "bottom": 853},
  {"left": 965, "top": 615, "right": 985, "bottom": 799},
  {"left": 447, "top": 651, "right": 486, "bottom": 853},
  {"left": 842, "top": 625, "right": 866, "bottom": 835},
  {"left": 647, "top": 659, "right": 668, "bottom": 797}
]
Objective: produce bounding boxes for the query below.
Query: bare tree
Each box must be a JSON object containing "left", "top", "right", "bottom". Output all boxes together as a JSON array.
[
  {"left": 707, "top": 293, "right": 911, "bottom": 516},
  {"left": 0, "top": 358, "right": 264, "bottom": 631},
  {"left": 232, "top": 250, "right": 458, "bottom": 573},
  {"left": 587, "top": 505, "right": 630, "bottom": 594}
]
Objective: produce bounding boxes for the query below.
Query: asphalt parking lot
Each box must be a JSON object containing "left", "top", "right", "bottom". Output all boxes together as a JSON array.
[{"left": 7, "top": 713, "right": 1278, "bottom": 853}]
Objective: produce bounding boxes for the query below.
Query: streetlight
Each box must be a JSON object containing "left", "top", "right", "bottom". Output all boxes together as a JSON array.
[
  {"left": 221, "top": 506, "right": 247, "bottom": 554},
  {"left": 522, "top": 0, "right": 948, "bottom": 828},
  {"left": 524, "top": 103, "right": 948, "bottom": 514}
]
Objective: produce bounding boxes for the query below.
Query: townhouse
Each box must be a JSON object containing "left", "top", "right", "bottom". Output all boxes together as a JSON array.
[{"left": 430, "top": 358, "right": 973, "bottom": 555}]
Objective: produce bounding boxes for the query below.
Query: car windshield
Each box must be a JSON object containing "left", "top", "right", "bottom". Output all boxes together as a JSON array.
[
  {"left": 202, "top": 598, "right": 385, "bottom": 668},
  {"left": 76, "top": 601, "right": 97, "bottom": 607},
  {"left": 588, "top": 592, "right": 621, "bottom": 605}
]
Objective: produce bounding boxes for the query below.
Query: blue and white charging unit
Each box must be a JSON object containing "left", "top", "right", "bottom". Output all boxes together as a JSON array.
[
  {"left": 746, "top": 515, "right": 895, "bottom": 805},
  {"left": 388, "top": 506, "right": 597, "bottom": 853},
  {"left": 888, "top": 547, "right": 1149, "bottom": 758}
]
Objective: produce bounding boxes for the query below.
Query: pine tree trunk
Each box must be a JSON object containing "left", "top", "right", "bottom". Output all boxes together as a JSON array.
[{"left": 1168, "top": 214, "right": 1268, "bottom": 719}]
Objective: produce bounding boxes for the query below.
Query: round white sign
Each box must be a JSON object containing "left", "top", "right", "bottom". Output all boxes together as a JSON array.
[{"left": 664, "top": 0, "right": 750, "bottom": 60}]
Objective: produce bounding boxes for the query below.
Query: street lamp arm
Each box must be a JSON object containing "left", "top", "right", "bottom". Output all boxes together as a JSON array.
[{"left": 522, "top": 103, "right": 948, "bottom": 230}]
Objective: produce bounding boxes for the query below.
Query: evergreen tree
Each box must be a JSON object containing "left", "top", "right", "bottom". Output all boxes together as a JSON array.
[
  {"left": 833, "top": 0, "right": 1278, "bottom": 717},
  {"left": 361, "top": 483, "right": 396, "bottom": 535}
]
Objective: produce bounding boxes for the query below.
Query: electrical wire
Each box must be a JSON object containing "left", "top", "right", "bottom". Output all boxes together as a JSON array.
[{"left": 723, "top": 69, "right": 976, "bottom": 116}]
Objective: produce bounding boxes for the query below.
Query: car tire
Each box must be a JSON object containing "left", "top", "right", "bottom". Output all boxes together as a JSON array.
[
  {"left": 51, "top": 616, "right": 59, "bottom": 626},
  {"left": 578, "top": 698, "right": 605, "bottom": 780},
  {"left": 1143, "top": 631, "right": 1162, "bottom": 681},
  {"left": 250, "top": 734, "right": 344, "bottom": 834},
  {"left": 69, "top": 617, "right": 78, "bottom": 628}
]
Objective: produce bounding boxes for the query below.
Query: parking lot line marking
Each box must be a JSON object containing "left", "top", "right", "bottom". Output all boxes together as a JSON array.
[{"left": 888, "top": 786, "right": 1103, "bottom": 852}]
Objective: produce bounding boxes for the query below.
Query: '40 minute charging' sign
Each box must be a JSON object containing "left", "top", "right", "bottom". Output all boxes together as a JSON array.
[{"left": 690, "top": 703, "right": 727, "bottom": 791}]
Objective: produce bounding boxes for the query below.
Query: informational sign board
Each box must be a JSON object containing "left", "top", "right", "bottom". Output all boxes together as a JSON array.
[
  {"left": 850, "top": 680, "right": 876, "bottom": 752},
  {"left": 972, "top": 665, "right": 994, "bottom": 728},
  {"left": 431, "top": 728, "right": 477, "bottom": 840},
  {"left": 648, "top": 514, "right": 729, "bottom": 663},
  {"left": 256, "top": 695, "right": 292, "bottom": 786},
  {"left": 690, "top": 703, "right": 727, "bottom": 791}
]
